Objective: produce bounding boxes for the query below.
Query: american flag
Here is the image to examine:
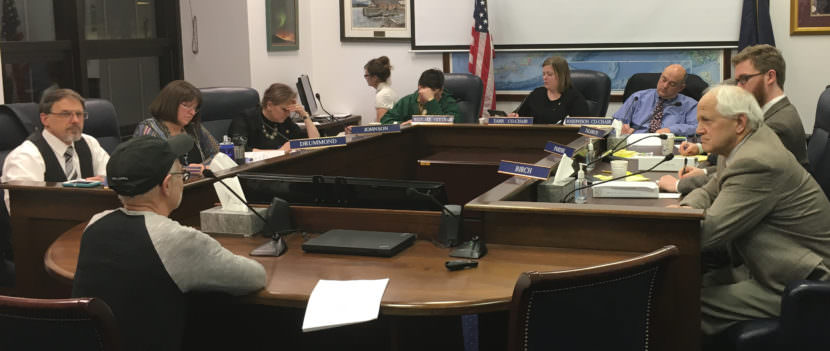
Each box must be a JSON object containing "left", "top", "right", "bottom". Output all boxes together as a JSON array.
[{"left": 468, "top": 0, "right": 495, "bottom": 117}]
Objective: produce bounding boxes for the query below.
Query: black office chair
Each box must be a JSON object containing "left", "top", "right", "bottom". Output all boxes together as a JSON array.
[
  {"left": 198, "top": 87, "right": 261, "bottom": 142},
  {"left": 807, "top": 86, "right": 830, "bottom": 197},
  {"left": 571, "top": 69, "right": 611, "bottom": 116},
  {"left": 0, "top": 295, "right": 121, "bottom": 350},
  {"left": 443, "top": 73, "right": 483, "bottom": 123},
  {"left": 507, "top": 245, "right": 678, "bottom": 351},
  {"left": 713, "top": 280, "right": 830, "bottom": 351},
  {"left": 83, "top": 99, "right": 121, "bottom": 153},
  {"left": 622, "top": 72, "right": 709, "bottom": 102}
]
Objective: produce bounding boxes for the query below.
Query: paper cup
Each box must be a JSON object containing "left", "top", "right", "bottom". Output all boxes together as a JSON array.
[
  {"left": 662, "top": 135, "right": 675, "bottom": 155},
  {"left": 611, "top": 160, "right": 628, "bottom": 178}
]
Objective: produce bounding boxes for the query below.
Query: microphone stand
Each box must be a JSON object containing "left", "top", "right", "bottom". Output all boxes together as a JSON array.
[
  {"left": 561, "top": 154, "right": 675, "bottom": 203},
  {"left": 315, "top": 93, "right": 335, "bottom": 122},
  {"left": 204, "top": 170, "right": 287, "bottom": 256},
  {"left": 406, "top": 188, "right": 485, "bottom": 258}
]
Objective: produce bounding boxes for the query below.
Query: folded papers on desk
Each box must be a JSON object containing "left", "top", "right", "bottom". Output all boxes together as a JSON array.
[
  {"left": 244, "top": 150, "right": 285, "bottom": 162},
  {"left": 302, "top": 279, "right": 390, "bottom": 332}
]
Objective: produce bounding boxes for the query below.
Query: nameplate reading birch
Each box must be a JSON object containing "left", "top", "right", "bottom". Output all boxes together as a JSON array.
[
  {"left": 578, "top": 125, "right": 610, "bottom": 138},
  {"left": 289, "top": 136, "right": 347, "bottom": 150},
  {"left": 487, "top": 117, "right": 534, "bottom": 125},
  {"left": 411, "top": 115, "right": 454, "bottom": 124},
  {"left": 544, "top": 141, "right": 575, "bottom": 157},
  {"left": 497, "top": 160, "right": 552, "bottom": 180},
  {"left": 563, "top": 117, "right": 614, "bottom": 127},
  {"left": 350, "top": 124, "right": 401, "bottom": 135}
]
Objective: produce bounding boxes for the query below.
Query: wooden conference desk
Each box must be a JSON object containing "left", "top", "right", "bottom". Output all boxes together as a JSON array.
[{"left": 5, "top": 124, "right": 702, "bottom": 349}]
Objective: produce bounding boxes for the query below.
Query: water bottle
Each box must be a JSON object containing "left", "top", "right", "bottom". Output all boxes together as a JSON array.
[
  {"left": 231, "top": 135, "right": 248, "bottom": 165},
  {"left": 574, "top": 163, "right": 587, "bottom": 204},
  {"left": 585, "top": 142, "right": 595, "bottom": 172},
  {"left": 219, "top": 135, "right": 234, "bottom": 160}
]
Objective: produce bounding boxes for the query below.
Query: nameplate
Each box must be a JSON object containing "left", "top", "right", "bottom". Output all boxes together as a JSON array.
[
  {"left": 289, "top": 136, "right": 347, "bottom": 150},
  {"left": 578, "top": 125, "right": 610, "bottom": 138},
  {"left": 563, "top": 117, "right": 614, "bottom": 126},
  {"left": 487, "top": 117, "right": 534, "bottom": 125},
  {"left": 350, "top": 124, "right": 401, "bottom": 135},
  {"left": 411, "top": 115, "right": 454, "bottom": 124},
  {"left": 497, "top": 160, "right": 551, "bottom": 180},
  {"left": 544, "top": 141, "right": 575, "bottom": 157}
]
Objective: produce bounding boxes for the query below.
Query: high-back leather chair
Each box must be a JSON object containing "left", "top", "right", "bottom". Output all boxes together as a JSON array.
[
  {"left": 198, "top": 87, "right": 261, "bottom": 142},
  {"left": 622, "top": 72, "right": 709, "bottom": 102},
  {"left": 0, "top": 295, "right": 121, "bottom": 350},
  {"left": 571, "top": 69, "right": 611, "bottom": 116},
  {"left": 808, "top": 86, "right": 830, "bottom": 197},
  {"left": 83, "top": 99, "right": 121, "bottom": 153},
  {"left": 507, "top": 245, "right": 678, "bottom": 351},
  {"left": 443, "top": 73, "right": 483, "bottom": 123},
  {"left": 715, "top": 280, "right": 830, "bottom": 351},
  {"left": 0, "top": 104, "right": 39, "bottom": 265}
]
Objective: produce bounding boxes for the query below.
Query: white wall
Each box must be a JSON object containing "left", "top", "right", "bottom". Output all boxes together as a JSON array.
[
  {"left": 181, "top": 1, "right": 830, "bottom": 129},
  {"left": 180, "top": 0, "right": 252, "bottom": 88},
  {"left": 771, "top": 0, "right": 830, "bottom": 133}
]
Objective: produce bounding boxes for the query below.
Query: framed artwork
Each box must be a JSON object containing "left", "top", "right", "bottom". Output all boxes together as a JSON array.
[
  {"left": 267, "top": 0, "right": 299, "bottom": 51},
  {"left": 791, "top": 0, "right": 830, "bottom": 35},
  {"left": 340, "top": 0, "right": 410, "bottom": 42}
]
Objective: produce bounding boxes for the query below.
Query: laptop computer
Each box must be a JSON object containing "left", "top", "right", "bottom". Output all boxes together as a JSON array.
[{"left": 301, "top": 229, "right": 416, "bottom": 257}]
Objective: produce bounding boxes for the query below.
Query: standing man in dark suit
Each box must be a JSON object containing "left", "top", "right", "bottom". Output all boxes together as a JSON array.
[
  {"left": 674, "top": 85, "right": 830, "bottom": 335},
  {"left": 659, "top": 45, "right": 809, "bottom": 193}
]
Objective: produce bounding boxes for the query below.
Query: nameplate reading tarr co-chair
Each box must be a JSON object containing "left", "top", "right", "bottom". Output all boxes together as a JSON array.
[{"left": 487, "top": 117, "right": 533, "bottom": 125}]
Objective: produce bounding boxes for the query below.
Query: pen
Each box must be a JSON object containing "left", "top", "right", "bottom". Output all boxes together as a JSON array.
[{"left": 681, "top": 157, "right": 688, "bottom": 176}]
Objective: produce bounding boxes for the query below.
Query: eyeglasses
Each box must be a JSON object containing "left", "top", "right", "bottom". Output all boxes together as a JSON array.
[
  {"left": 48, "top": 111, "right": 89, "bottom": 120},
  {"left": 169, "top": 171, "right": 190, "bottom": 182},
  {"left": 735, "top": 71, "right": 767, "bottom": 85},
  {"left": 363, "top": 74, "right": 370, "bottom": 78},
  {"left": 179, "top": 103, "right": 200, "bottom": 113}
]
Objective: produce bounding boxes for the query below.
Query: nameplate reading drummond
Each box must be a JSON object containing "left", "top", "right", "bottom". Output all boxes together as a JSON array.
[
  {"left": 289, "top": 136, "right": 348, "bottom": 150},
  {"left": 350, "top": 124, "right": 401, "bottom": 135},
  {"left": 497, "top": 160, "right": 552, "bottom": 180}
]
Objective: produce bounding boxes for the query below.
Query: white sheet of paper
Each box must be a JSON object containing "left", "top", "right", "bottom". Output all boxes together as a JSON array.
[
  {"left": 302, "top": 279, "right": 390, "bottom": 332},
  {"left": 208, "top": 153, "right": 248, "bottom": 212},
  {"left": 552, "top": 155, "right": 575, "bottom": 185},
  {"left": 658, "top": 192, "right": 682, "bottom": 199},
  {"left": 244, "top": 150, "right": 285, "bottom": 162}
]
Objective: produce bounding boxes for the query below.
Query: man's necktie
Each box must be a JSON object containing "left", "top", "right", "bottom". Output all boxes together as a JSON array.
[
  {"left": 647, "top": 99, "right": 667, "bottom": 133},
  {"left": 64, "top": 145, "right": 77, "bottom": 180}
]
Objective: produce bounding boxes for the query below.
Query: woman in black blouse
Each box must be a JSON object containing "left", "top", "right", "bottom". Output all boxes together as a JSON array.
[
  {"left": 229, "top": 83, "right": 320, "bottom": 151},
  {"left": 510, "top": 56, "right": 590, "bottom": 124}
]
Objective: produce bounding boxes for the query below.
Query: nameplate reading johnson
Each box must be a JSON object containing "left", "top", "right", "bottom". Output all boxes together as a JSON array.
[
  {"left": 544, "top": 141, "right": 575, "bottom": 157},
  {"left": 411, "top": 115, "right": 454, "bottom": 124},
  {"left": 487, "top": 117, "right": 534, "bottom": 125},
  {"left": 289, "top": 136, "right": 348, "bottom": 150},
  {"left": 497, "top": 160, "right": 552, "bottom": 180},
  {"left": 350, "top": 124, "right": 401, "bottom": 135},
  {"left": 578, "top": 126, "right": 610, "bottom": 138}
]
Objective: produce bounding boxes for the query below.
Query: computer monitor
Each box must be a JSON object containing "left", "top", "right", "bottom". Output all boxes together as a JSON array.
[
  {"left": 296, "top": 74, "right": 319, "bottom": 116},
  {"left": 238, "top": 173, "right": 448, "bottom": 211}
]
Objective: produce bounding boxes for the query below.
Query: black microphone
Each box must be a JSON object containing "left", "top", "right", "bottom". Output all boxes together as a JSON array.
[
  {"left": 203, "top": 169, "right": 287, "bottom": 256},
  {"left": 406, "top": 187, "right": 460, "bottom": 248},
  {"left": 315, "top": 93, "right": 335, "bottom": 121},
  {"left": 561, "top": 154, "right": 675, "bottom": 203},
  {"left": 583, "top": 133, "right": 668, "bottom": 170}
]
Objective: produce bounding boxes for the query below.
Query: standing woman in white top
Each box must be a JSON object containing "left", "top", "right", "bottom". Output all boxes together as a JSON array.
[{"left": 364, "top": 56, "right": 397, "bottom": 122}]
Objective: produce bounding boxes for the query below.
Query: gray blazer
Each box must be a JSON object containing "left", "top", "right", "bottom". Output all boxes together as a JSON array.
[
  {"left": 677, "top": 96, "right": 809, "bottom": 194},
  {"left": 680, "top": 124, "right": 830, "bottom": 293}
]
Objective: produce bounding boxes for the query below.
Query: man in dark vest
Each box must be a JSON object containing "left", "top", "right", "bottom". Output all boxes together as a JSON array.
[{"left": 2, "top": 88, "right": 110, "bottom": 210}]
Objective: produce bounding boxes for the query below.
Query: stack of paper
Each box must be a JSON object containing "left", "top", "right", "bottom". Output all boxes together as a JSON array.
[{"left": 301, "top": 279, "right": 390, "bottom": 332}]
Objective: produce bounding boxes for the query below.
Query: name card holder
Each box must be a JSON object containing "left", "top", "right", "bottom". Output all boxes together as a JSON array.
[
  {"left": 544, "top": 141, "right": 575, "bottom": 157},
  {"left": 487, "top": 117, "right": 534, "bottom": 125},
  {"left": 497, "top": 160, "right": 552, "bottom": 180},
  {"left": 578, "top": 125, "right": 611, "bottom": 138},
  {"left": 563, "top": 117, "right": 614, "bottom": 127},
  {"left": 289, "top": 136, "right": 348, "bottom": 150},
  {"left": 350, "top": 124, "right": 401, "bottom": 135},
  {"left": 411, "top": 115, "right": 455, "bottom": 124}
]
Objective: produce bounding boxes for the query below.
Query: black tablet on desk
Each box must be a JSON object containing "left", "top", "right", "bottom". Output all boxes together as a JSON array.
[{"left": 302, "top": 229, "right": 416, "bottom": 257}]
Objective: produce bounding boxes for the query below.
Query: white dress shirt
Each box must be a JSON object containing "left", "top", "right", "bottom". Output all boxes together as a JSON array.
[
  {"left": 375, "top": 82, "right": 398, "bottom": 110},
  {"left": 2, "top": 129, "right": 110, "bottom": 210}
]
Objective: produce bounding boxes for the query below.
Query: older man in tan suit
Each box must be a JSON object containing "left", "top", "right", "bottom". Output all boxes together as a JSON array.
[{"left": 676, "top": 85, "right": 830, "bottom": 335}]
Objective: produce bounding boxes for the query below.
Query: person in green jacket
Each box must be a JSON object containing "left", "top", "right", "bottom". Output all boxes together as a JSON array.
[{"left": 380, "top": 69, "right": 462, "bottom": 124}]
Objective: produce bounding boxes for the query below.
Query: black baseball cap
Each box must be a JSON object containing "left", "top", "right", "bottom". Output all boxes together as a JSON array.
[{"left": 107, "top": 134, "right": 194, "bottom": 196}]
